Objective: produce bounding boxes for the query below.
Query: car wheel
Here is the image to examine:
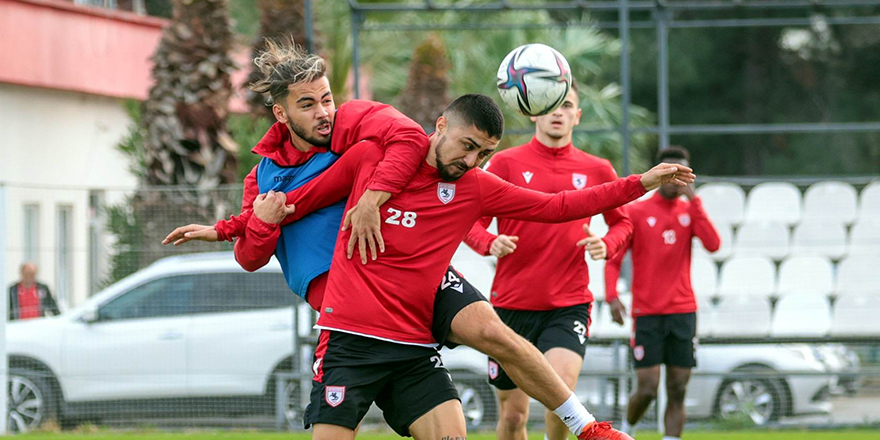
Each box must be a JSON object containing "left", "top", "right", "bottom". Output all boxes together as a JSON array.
[
  {"left": 279, "top": 380, "right": 301, "bottom": 429},
  {"left": 715, "top": 370, "right": 783, "bottom": 426},
  {"left": 454, "top": 377, "right": 496, "bottom": 431},
  {"left": 8, "top": 371, "right": 57, "bottom": 433}
]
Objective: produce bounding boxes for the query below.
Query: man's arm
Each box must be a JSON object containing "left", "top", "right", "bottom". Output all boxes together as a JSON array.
[
  {"left": 478, "top": 163, "right": 692, "bottom": 222},
  {"left": 604, "top": 235, "right": 630, "bottom": 325},
  {"left": 683, "top": 186, "right": 721, "bottom": 252},
  {"left": 234, "top": 192, "right": 293, "bottom": 272},
  {"left": 279, "top": 141, "right": 376, "bottom": 226},
  {"left": 41, "top": 284, "right": 60, "bottom": 316},
  {"left": 594, "top": 165, "right": 634, "bottom": 260}
]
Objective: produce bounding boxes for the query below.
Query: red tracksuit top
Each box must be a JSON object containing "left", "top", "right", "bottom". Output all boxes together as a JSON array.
[
  {"left": 464, "top": 137, "right": 633, "bottom": 310},
  {"left": 278, "top": 141, "right": 647, "bottom": 346},
  {"left": 213, "top": 100, "right": 429, "bottom": 244},
  {"left": 605, "top": 192, "right": 721, "bottom": 318}
]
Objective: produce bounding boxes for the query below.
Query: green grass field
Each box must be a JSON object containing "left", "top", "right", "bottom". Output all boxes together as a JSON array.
[{"left": 14, "top": 431, "right": 880, "bottom": 440}]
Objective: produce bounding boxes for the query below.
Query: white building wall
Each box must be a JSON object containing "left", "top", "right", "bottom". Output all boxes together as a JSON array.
[{"left": 0, "top": 83, "right": 137, "bottom": 308}]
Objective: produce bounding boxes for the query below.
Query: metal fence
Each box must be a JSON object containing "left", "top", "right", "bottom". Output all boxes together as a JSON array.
[{"left": 0, "top": 178, "right": 878, "bottom": 433}]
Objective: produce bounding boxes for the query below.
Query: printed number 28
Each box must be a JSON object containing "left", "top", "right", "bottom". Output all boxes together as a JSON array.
[{"left": 386, "top": 207, "right": 417, "bottom": 228}]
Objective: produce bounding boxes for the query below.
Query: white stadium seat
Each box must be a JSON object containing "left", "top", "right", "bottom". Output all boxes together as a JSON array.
[
  {"left": 693, "top": 223, "right": 733, "bottom": 262},
  {"left": 848, "top": 220, "right": 880, "bottom": 256},
  {"left": 691, "top": 257, "right": 718, "bottom": 298},
  {"left": 589, "top": 301, "right": 602, "bottom": 337},
  {"left": 593, "top": 294, "right": 632, "bottom": 339},
  {"left": 831, "top": 294, "right": 880, "bottom": 337},
  {"left": 745, "top": 182, "right": 802, "bottom": 226},
  {"left": 718, "top": 256, "right": 776, "bottom": 298},
  {"left": 696, "top": 295, "right": 714, "bottom": 338},
  {"left": 803, "top": 181, "right": 858, "bottom": 225},
  {"left": 771, "top": 293, "right": 831, "bottom": 337},
  {"left": 859, "top": 181, "right": 880, "bottom": 221},
  {"left": 791, "top": 220, "right": 847, "bottom": 260},
  {"left": 713, "top": 296, "right": 772, "bottom": 338},
  {"left": 835, "top": 255, "right": 880, "bottom": 296},
  {"left": 586, "top": 257, "right": 606, "bottom": 302},
  {"left": 776, "top": 256, "right": 834, "bottom": 297},
  {"left": 733, "top": 221, "right": 790, "bottom": 260},
  {"left": 696, "top": 182, "right": 746, "bottom": 226},
  {"left": 451, "top": 259, "right": 495, "bottom": 297}
]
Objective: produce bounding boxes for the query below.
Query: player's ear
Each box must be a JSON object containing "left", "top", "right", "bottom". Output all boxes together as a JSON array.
[
  {"left": 529, "top": 116, "right": 538, "bottom": 123},
  {"left": 435, "top": 115, "right": 448, "bottom": 135},
  {"left": 574, "top": 108, "right": 582, "bottom": 126},
  {"left": 273, "top": 103, "right": 288, "bottom": 124}
]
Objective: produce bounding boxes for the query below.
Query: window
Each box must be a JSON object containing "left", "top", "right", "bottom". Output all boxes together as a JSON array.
[
  {"left": 55, "top": 205, "right": 73, "bottom": 309},
  {"left": 98, "top": 275, "right": 196, "bottom": 321},
  {"left": 23, "top": 204, "right": 39, "bottom": 265},
  {"left": 191, "top": 272, "right": 295, "bottom": 314}
]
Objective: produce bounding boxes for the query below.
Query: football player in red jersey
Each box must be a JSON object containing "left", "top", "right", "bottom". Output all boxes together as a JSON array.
[
  {"left": 463, "top": 81, "right": 632, "bottom": 440},
  {"left": 606, "top": 146, "right": 720, "bottom": 440}
]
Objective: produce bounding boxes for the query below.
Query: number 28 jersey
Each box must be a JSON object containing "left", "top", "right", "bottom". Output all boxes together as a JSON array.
[{"left": 280, "top": 141, "right": 648, "bottom": 347}]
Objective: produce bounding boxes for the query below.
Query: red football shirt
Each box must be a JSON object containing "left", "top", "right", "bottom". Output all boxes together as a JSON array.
[
  {"left": 605, "top": 192, "right": 721, "bottom": 317},
  {"left": 464, "top": 137, "right": 633, "bottom": 310},
  {"left": 17, "top": 284, "right": 41, "bottom": 320},
  {"left": 280, "top": 141, "right": 647, "bottom": 346}
]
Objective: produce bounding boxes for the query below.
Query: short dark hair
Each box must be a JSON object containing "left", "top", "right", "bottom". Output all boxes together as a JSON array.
[
  {"left": 657, "top": 145, "right": 690, "bottom": 164},
  {"left": 443, "top": 94, "right": 504, "bottom": 139}
]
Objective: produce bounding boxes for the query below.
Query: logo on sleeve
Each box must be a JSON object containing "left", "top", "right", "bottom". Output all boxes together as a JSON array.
[
  {"left": 647, "top": 216, "right": 657, "bottom": 227},
  {"left": 678, "top": 213, "right": 691, "bottom": 227},
  {"left": 522, "top": 171, "right": 534, "bottom": 184},
  {"left": 325, "top": 386, "right": 346, "bottom": 407},
  {"left": 488, "top": 361, "right": 500, "bottom": 380},
  {"left": 572, "top": 173, "right": 587, "bottom": 189},
  {"left": 437, "top": 183, "right": 456, "bottom": 204}
]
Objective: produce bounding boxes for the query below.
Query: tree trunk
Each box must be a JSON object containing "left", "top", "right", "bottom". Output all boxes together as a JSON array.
[{"left": 399, "top": 34, "right": 451, "bottom": 128}]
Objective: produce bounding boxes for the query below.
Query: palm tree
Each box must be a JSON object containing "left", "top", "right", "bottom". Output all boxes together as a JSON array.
[
  {"left": 398, "top": 34, "right": 451, "bottom": 128},
  {"left": 245, "top": 0, "right": 319, "bottom": 118},
  {"left": 141, "top": 0, "right": 238, "bottom": 188}
]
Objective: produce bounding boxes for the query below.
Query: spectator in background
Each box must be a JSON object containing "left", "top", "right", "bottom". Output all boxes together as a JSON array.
[
  {"left": 8, "top": 263, "right": 59, "bottom": 321},
  {"left": 605, "top": 146, "right": 721, "bottom": 440}
]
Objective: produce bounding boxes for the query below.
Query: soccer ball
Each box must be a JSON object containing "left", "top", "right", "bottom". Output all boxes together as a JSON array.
[{"left": 496, "top": 44, "right": 572, "bottom": 117}]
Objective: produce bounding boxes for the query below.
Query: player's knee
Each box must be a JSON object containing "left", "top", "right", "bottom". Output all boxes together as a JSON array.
[
  {"left": 667, "top": 382, "right": 688, "bottom": 403},
  {"left": 478, "top": 319, "right": 519, "bottom": 355},
  {"left": 635, "top": 382, "right": 659, "bottom": 401},
  {"left": 498, "top": 405, "right": 528, "bottom": 431}
]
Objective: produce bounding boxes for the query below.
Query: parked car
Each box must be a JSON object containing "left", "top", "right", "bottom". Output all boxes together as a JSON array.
[
  {"left": 7, "top": 253, "right": 311, "bottom": 432},
  {"left": 441, "top": 340, "right": 833, "bottom": 430}
]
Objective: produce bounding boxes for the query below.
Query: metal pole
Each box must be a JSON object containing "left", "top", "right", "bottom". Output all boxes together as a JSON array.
[
  {"left": 304, "top": 0, "right": 314, "bottom": 53},
  {"left": 619, "top": 0, "right": 632, "bottom": 175},
  {"left": 0, "top": 182, "right": 8, "bottom": 435},
  {"left": 657, "top": 8, "right": 670, "bottom": 151},
  {"left": 351, "top": 11, "right": 363, "bottom": 99}
]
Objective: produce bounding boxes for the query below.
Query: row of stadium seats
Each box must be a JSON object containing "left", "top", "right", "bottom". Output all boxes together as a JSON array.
[
  {"left": 589, "top": 293, "right": 880, "bottom": 339},
  {"left": 693, "top": 219, "right": 880, "bottom": 261},
  {"left": 691, "top": 255, "right": 878, "bottom": 299},
  {"left": 697, "top": 180, "right": 880, "bottom": 227}
]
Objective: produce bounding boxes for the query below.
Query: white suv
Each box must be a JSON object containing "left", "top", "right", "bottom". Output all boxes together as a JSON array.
[{"left": 7, "top": 253, "right": 308, "bottom": 432}]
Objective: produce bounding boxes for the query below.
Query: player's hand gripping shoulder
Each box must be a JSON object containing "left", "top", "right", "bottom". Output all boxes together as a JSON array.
[
  {"left": 341, "top": 189, "right": 392, "bottom": 264},
  {"left": 639, "top": 163, "right": 695, "bottom": 190},
  {"left": 253, "top": 190, "right": 296, "bottom": 224},
  {"left": 162, "top": 224, "right": 218, "bottom": 246},
  {"left": 490, "top": 234, "right": 519, "bottom": 258}
]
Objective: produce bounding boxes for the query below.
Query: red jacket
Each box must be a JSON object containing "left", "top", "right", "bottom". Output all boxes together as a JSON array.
[
  {"left": 212, "top": 100, "right": 430, "bottom": 276},
  {"left": 464, "top": 137, "right": 633, "bottom": 310},
  {"left": 605, "top": 193, "right": 721, "bottom": 317},
  {"left": 279, "top": 141, "right": 647, "bottom": 346}
]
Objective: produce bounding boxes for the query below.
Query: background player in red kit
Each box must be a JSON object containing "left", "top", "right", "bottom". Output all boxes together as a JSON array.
[
  {"left": 276, "top": 94, "right": 694, "bottom": 440},
  {"left": 464, "top": 81, "right": 632, "bottom": 440},
  {"left": 605, "top": 146, "right": 720, "bottom": 440}
]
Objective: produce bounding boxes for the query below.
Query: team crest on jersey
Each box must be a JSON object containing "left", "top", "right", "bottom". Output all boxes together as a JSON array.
[
  {"left": 325, "top": 386, "right": 346, "bottom": 407},
  {"left": 522, "top": 171, "right": 534, "bottom": 184},
  {"left": 488, "top": 361, "right": 500, "bottom": 380},
  {"left": 572, "top": 173, "right": 587, "bottom": 189},
  {"left": 633, "top": 345, "right": 645, "bottom": 361},
  {"left": 437, "top": 183, "right": 456, "bottom": 204},
  {"left": 678, "top": 213, "right": 691, "bottom": 227},
  {"left": 647, "top": 217, "right": 657, "bottom": 227}
]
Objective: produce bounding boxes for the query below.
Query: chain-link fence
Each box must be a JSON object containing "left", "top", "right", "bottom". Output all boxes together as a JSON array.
[{"left": 1, "top": 178, "right": 878, "bottom": 433}]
